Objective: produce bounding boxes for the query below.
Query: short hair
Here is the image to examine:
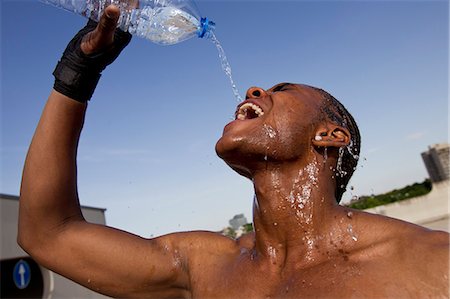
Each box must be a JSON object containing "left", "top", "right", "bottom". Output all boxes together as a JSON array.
[{"left": 309, "top": 86, "right": 361, "bottom": 203}]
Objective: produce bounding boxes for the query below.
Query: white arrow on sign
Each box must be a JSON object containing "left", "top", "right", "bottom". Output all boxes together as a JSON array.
[{"left": 18, "top": 263, "right": 26, "bottom": 287}]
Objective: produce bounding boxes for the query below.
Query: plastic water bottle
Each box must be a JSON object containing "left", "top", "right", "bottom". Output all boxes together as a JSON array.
[{"left": 42, "top": 0, "right": 216, "bottom": 45}]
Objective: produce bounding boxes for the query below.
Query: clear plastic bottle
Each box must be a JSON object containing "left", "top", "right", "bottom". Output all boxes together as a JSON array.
[{"left": 42, "top": 0, "right": 215, "bottom": 45}]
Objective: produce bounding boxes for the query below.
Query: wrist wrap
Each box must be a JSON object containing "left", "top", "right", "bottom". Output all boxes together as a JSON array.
[{"left": 53, "top": 20, "right": 132, "bottom": 103}]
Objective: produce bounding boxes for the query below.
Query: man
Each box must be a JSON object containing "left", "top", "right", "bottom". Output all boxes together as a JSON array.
[{"left": 18, "top": 5, "right": 449, "bottom": 299}]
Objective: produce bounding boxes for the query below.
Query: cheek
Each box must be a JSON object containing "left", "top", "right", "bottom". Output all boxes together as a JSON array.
[{"left": 270, "top": 113, "right": 312, "bottom": 159}]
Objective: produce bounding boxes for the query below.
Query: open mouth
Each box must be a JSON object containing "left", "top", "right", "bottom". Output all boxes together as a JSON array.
[{"left": 236, "top": 102, "right": 264, "bottom": 120}]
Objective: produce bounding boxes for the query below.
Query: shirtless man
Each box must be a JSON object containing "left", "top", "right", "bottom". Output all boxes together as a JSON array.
[{"left": 18, "top": 5, "right": 449, "bottom": 299}]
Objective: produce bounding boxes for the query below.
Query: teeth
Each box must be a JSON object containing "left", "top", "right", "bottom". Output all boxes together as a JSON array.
[{"left": 237, "top": 103, "right": 264, "bottom": 120}]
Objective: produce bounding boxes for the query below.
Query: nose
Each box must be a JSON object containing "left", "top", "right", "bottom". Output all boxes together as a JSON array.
[{"left": 245, "top": 87, "right": 267, "bottom": 99}]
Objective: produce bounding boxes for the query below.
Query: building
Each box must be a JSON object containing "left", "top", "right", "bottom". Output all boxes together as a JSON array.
[
  {"left": 1, "top": 194, "right": 111, "bottom": 298},
  {"left": 229, "top": 214, "right": 248, "bottom": 230},
  {"left": 421, "top": 143, "right": 450, "bottom": 182}
]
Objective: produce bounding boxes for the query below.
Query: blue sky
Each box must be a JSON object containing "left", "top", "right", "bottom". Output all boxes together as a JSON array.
[{"left": 1, "top": 0, "right": 448, "bottom": 237}]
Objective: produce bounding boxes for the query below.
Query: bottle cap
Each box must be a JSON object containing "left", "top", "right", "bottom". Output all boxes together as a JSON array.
[{"left": 198, "top": 17, "right": 216, "bottom": 38}]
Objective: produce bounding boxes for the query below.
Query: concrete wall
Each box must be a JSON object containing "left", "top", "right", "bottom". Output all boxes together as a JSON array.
[
  {"left": 1, "top": 195, "right": 111, "bottom": 298},
  {"left": 364, "top": 180, "right": 449, "bottom": 232}
]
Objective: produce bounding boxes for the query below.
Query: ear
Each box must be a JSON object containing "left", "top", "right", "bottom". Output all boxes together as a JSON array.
[{"left": 312, "top": 124, "right": 351, "bottom": 148}]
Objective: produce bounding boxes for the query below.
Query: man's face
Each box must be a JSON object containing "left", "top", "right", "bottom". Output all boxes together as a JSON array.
[{"left": 215, "top": 83, "right": 324, "bottom": 178}]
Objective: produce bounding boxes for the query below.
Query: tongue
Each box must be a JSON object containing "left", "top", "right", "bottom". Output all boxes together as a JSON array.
[{"left": 246, "top": 108, "right": 258, "bottom": 119}]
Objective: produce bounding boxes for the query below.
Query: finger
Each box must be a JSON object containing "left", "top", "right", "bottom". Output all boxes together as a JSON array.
[
  {"left": 97, "top": 5, "right": 120, "bottom": 40},
  {"left": 80, "top": 5, "right": 120, "bottom": 55}
]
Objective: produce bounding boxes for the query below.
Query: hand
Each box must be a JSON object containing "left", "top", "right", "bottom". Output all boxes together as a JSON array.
[{"left": 53, "top": 5, "right": 132, "bottom": 103}]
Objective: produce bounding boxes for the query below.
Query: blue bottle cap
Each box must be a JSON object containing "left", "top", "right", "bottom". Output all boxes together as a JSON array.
[{"left": 198, "top": 17, "right": 216, "bottom": 38}]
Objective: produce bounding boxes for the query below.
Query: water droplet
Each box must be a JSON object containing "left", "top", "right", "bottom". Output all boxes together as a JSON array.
[
  {"left": 273, "top": 222, "right": 278, "bottom": 226},
  {"left": 347, "top": 224, "right": 358, "bottom": 241},
  {"left": 347, "top": 211, "right": 353, "bottom": 219}
]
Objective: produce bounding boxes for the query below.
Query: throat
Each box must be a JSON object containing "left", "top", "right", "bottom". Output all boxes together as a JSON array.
[{"left": 250, "top": 159, "right": 343, "bottom": 266}]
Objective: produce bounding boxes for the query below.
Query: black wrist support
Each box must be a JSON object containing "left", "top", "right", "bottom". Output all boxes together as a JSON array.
[{"left": 53, "top": 20, "right": 132, "bottom": 103}]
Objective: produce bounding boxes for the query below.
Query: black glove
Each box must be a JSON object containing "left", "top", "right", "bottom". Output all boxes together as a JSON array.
[{"left": 53, "top": 20, "right": 132, "bottom": 103}]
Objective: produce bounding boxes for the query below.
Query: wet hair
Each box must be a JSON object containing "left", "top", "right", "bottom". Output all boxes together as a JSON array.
[{"left": 309, "top": 86, "right": 361, "bottom": 203}]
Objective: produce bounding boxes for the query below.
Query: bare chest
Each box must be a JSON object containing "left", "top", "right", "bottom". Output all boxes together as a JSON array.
[{"left": 190, "top": 258, "right": 432, "bottom": 299}]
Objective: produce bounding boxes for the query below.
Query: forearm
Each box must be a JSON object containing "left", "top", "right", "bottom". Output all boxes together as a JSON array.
[
  {"left": 18, "top": 3, "right": 131, "bottom": 260},
  {"left": 19, "top": 91, "right": 87, "bottom": 249}
]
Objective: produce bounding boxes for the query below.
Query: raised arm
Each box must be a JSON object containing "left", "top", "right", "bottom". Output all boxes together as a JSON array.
[{"left": 18, "top": 6, "right": 192, "bottom": 298}]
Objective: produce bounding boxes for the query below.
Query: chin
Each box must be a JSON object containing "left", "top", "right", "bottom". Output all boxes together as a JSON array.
[
  {"left": 215, "top": 135, "right": 238, "bottom": 162},
  {"left": 215, "top": 137, "right": 255, "bottom": 180}
]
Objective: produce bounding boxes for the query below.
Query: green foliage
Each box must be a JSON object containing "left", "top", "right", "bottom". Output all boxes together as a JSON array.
[
  {"left": 222, "top": 227, "right": 237, "bottom": 239},
  {"left": 348, "top": 179, "right": 432, "bottom": 210},
  {"left": 243, "top": 223, "right": 254, "bottom": 233},
  {"left": 221, "top": 223, "right": 253, "bottom": 239}
]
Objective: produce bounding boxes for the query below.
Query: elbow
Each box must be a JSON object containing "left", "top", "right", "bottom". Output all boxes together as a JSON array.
[
  {"left": 17, "top": 206, "right": 40, "bottom": 256},
  {"left": 17, "top": 234, "right": 27, "bottom": 252},
  {"left": 17, "top": 224, "right": 34, "bottom": 255},
  {"left": 17, "top": 225, "right": 50, "bottom": 262}
]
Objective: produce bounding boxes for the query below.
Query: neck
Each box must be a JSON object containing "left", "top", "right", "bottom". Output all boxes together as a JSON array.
[{"left": 250, "top": 151, "right": 356, "bottom": 268}]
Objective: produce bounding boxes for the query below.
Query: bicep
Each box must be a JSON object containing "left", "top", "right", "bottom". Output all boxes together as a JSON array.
[{"left": 34, "top": 221, "right": 190, "bottom": 298}]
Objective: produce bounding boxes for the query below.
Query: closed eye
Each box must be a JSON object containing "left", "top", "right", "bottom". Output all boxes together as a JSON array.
[{"left": 272, "top": 83, "right": 292, "bottom": 92}]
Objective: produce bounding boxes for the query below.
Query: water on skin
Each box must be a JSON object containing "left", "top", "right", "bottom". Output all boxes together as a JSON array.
[
  {"left": 286, "top": 158, "right": 319, "bottom": 224},
  {"left": 268, "top": 245, "right": 277, "bottom": 261},
  {"left": 210, "top": 33, "right": 243, "bottom": 102},
  {"left": 263, "top": 124, "right": 277, "bottom": 139},
  {"left": 347, "top": 224, "right": 358, "bottom": 242},
  {"left": 283, "top": 156, "right": 320, "bottom": 262}
]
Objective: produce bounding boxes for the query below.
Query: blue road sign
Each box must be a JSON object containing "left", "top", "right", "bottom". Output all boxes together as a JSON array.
[{"left": 13, "top": 259, "right": 31, "bottom": 289}]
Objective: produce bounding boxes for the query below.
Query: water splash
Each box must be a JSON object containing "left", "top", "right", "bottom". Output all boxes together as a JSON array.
[
  {"left": 346, "top": 140, "right": 360, "bottom": 160},
  {"left": 336, "top": 146, "right": 347, "bottom": 177},
  {"left": 335, "top": 140, "right": 360, "bottom": 177},
  {"left": 210, "top": 33, "right": 243, "bottom": 102}
]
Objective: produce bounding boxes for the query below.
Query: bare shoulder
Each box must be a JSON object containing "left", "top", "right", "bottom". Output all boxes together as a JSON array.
[
  {"left": 157, "top": 230, "right": 242, "bottom": 260},
  {"left": 400, "top": 225, "right": 449, "bottom": 269},
  {"left": 397, "top": 225, "right": 449, "bottom": 294},
  {"left": 354, "top": 210, "right": 449, "bottom": 294},
  {"left": 357, "top": 209, "right": 449, "bottom": 256}
]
